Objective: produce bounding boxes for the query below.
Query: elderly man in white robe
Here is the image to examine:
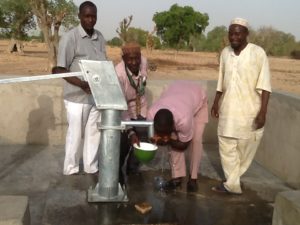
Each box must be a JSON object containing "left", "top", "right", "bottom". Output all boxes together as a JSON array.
[{"left": 211, "top": 18, "right": 272, "bottom": 194}]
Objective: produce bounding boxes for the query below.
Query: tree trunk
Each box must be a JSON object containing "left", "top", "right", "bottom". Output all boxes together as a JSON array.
[
  {"left": 40, "top": 22, "right": 57, "bottom": 71},
  {"left": 7, "top": 38, "right": 24, "bottom": 55},
  {"left": 47, "top": 41, "right": 57, "bottom": 71}
]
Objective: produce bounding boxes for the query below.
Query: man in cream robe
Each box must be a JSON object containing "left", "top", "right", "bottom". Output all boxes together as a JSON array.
[{"left": 211, "top": 18, "right": 271, "bottom": 194}]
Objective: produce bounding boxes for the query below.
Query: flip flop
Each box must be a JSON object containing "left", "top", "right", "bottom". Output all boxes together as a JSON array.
[{"left": 211, "top": 183, "right": 229, "bottom": 193}]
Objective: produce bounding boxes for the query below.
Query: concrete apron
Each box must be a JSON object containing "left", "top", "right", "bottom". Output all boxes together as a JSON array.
[{"left": 0, "top": 144, "right": 292, "bottom": 225}]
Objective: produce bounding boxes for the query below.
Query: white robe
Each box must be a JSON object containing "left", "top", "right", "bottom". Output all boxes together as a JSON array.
[{"left": 216, "top": 43, "right": 271, "bottom": 193}]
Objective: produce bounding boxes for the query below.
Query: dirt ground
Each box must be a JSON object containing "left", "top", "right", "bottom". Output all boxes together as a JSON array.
[{"left": 0, "top": 39, "right": 300, "bottom": 96}]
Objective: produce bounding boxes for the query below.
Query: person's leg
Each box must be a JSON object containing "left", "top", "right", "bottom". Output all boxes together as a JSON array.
[
  {"left": 164, "top": 149, "right": 186, "bottom": 190},
  {"left": 169, "top": 149, "right": 186, "bottom": 179},
  {"left": 119, "top": 131, "right": 130, "bottom": 186},
  {"left": 218, "top": 136, "right": 243, "bottom": 194},
  {"left": 187, "top": 100, "right": 208, "bottom": 191},
  {"left": 189, "top": 122, "right": 206, "bottom": 179},
  {"left": 189, "top": 99, "right": 208, "bottom": 179},
  {"left": 238, "top": 128, "right": 264, "bottom": 176},
  {"left": 126, "top": 119, "right": 147, "bottom": 174},
  {"left": 82, "top": 105, "right": 101, "bottom": 174},
  {"left": 127, "top": 126, "right": 150, "bottom": 174},
  {"left": 63, "top": 100, "right": 84, "bottom": 175},
  {"left": 187, "top": 122, "right": 206, "bottom": 191}
]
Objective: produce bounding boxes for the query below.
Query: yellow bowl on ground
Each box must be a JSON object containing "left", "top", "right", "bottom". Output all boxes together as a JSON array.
[{"left": 133, "top": 142, "right": 158, "bottom": 163}]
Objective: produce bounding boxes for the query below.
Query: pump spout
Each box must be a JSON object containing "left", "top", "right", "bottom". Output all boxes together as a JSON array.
[{"left": 121, "top": 120, "right": 154, "bottom": 138}]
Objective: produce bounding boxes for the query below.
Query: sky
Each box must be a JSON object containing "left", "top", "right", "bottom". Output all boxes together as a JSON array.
[{"left": 73, "top": 0, "right": 300, "bottom": 41}]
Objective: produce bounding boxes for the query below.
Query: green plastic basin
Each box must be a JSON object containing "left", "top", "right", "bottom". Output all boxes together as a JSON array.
[{"left": 133, "top": 142, "right": 158, "bottom": 163}]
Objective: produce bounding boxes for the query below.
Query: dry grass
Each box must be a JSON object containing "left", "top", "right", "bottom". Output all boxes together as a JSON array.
[{"left": 0, "top": 40, "right": 300, "bottom": 95}]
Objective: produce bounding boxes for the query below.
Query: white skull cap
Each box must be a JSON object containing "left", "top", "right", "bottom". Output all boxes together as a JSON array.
[{"left": 230, "top": 17, "right": 249, "bottom": 29}]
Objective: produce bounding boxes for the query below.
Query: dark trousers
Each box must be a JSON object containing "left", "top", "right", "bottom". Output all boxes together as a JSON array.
[{"left": 119, "top": 126, "right": 148, "bottom": 186}]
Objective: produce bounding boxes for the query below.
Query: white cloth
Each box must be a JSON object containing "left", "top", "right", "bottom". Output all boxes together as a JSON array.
[
  {"left": 219, "top": 128, "right": 264, "bottom": 193},
  {"left": 217, "top": 43, "right": 272, "bottom": 139},
  {"left": 63, "top": 100, "right": 101, "bottom": 175}
]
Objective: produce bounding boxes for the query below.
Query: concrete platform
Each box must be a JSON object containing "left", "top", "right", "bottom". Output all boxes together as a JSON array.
[
  {"left": 0, "top": 144, "right": 293, "bottom": 225},
  {"left": 272, "top": 190, "right": 300, "bottom": 225},
  {"left": 0, "top": 195, "right": 30, "bottom": 225}
]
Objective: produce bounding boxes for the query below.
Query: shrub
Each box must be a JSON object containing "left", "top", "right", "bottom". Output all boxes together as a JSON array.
[{"left": 291, "top": 50, "right": 300, "bottom": 60}]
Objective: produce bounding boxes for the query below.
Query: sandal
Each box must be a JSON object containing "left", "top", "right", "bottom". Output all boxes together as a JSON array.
[
  {"left": 164, "top": 177, "right": 182, "bottom": 190},
  {"left": 187, "top": 179, "right": 198, "bottom": 192},
  {"left": 211, "top": 183, "right": 229, "bottom": 193}
]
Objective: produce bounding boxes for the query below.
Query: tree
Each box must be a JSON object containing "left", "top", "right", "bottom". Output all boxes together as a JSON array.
[
  {"left": 107, "top": 37, "right": 122, "bottom": 47},
  {"left": 153, "top": 4, "right": 209, "bottom": 50},
  {"left": 29, "top": 0, "right": 78, "bottom": 70},
  {"left": 127, "top": 27, "right": 148, "bottom": 47},
  {"left": 189, "top": 33, "right": 205, "bottom": 52},
  {"left": 0, "top": 8, "right": 5, "bottom": 27},
  {"left": 152, "top": 36, "right": 162, "bottom": 49},
  {"left": 116, "top": 15, "right": 133, "bottom": 45},
  {"left": 0, "top": 0, "right": 35, "bottom": 53},
  {"left": 250, "top": 26, "right": 298, "bottom": 56},
  {"left": 146, "top": 27, "right": 157, "bottom": 52},
  {"left": 204, "top": 26, "right": 228, "bottom": 52}
]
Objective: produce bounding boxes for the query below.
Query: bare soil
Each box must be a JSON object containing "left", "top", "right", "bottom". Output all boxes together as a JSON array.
[{"left": 1, "top": 40, "right": 300, "bottom": 96}]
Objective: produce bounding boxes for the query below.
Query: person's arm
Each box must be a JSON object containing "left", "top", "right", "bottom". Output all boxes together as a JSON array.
[
  {"left": 63, "top": 77, "right": 91, "bottom": 94},
  {"left": 211, "top": 91, "right": 223, "bottom": 118},
  {"left": 255, "top": 90, "right": 270, "bottom": 129},
  {"left": 127, "top": 128, "right": 140, "bottom": 146},
  {"left": 151, "top": 132, "right": 190, "bottom": 151}
]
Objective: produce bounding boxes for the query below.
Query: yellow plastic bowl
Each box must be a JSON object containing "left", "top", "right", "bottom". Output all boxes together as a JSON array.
[{"left": 133, "top": 142, "right": 158, "bottom": 163}]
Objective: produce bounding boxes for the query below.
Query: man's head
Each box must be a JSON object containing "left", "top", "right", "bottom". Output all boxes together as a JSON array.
[
  {"left": 154, "top": 109, "right": 174, "bottom": 137},
  {"left": 122, "top": 42, "right": 141, "bottom": 75},
  {"left": 228, "top": 17, "right": 249, "bottom": 51},
  {"left": 79, "top": 1, "right": 97, "bottom": 35}
]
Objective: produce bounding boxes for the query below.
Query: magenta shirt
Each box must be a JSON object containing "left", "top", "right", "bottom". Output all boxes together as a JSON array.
[{"left": 147, "top": 81, "right": 208, "bottom": 142}]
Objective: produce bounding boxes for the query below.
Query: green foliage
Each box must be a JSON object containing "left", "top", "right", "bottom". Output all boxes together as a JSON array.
[
  {"left": 107, "top": 37, "right": 122, "bottom": 47},
  {"left": 30, "top": 0, "right": 78, "bottom": 34},
  {"left": 291, "top": 50, "right": 300, "bottom": 59},
  {"left": 47, "top": 0, "right": 78, "bottom": 29},
  {"left": 0, "top": 8, "right": 5, "bottom": 27},
  {"left": 28, "top": 31, "right": 44, "bottom": 42},
  {"left": 202, "top": 26, "right": 227, "bottom": 52},
  {"left": 0, "top": 0, "right": 35, "bottom": 40},
  {"left": 199, "top": 25, "right": 299, "bottom": 57},
  {"left": 109, "top": 27, "right": 162, "bottom": 49},
  {"left": 152, "top": 36, "right": 162, "bottom": 49},
  {"left": 153, "top": 4, "right": 209, "bottom": 49},
  {"left": 30, "top": 0, "right": 79, "bottom": 68},
  {"left": 188, "top": 33, "right": 205, "bottom": 51},
  {"left": 250, "top": 26, "right": 298, "bottom": 56},
  {"left": 0, "top": 31, "right": 10, "bottom": 39},
  {"left": 126, "top": 27, "right": 148, "bottom": 46}
]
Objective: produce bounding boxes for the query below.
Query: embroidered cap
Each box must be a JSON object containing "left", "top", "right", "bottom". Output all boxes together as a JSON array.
[
  {"left": 122, "top": 42, "right": 141, "bottom": 55},
  {"left": 230, "top": 17, "right": 249, "bottom": 29}
]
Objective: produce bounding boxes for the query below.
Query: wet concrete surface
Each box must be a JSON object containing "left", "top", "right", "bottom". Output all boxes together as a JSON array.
[
  {"left": 0, "top": 144, "right": 290, "bottom": 225},
  {"left": 40, "top": 171, "right": 273, "bottom": 225}
]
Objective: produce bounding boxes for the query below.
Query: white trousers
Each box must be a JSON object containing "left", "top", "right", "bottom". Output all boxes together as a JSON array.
[
  {"left": 218, "top": 129, "right": 264, "bottom": 193},
  {"left": 63, "top": 100, "right": 101, "bottom": 175}
]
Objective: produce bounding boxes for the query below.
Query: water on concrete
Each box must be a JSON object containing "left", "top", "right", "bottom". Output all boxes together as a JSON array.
[{"left": 0, "top": 144, "right": 290, "bottom": 225}]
